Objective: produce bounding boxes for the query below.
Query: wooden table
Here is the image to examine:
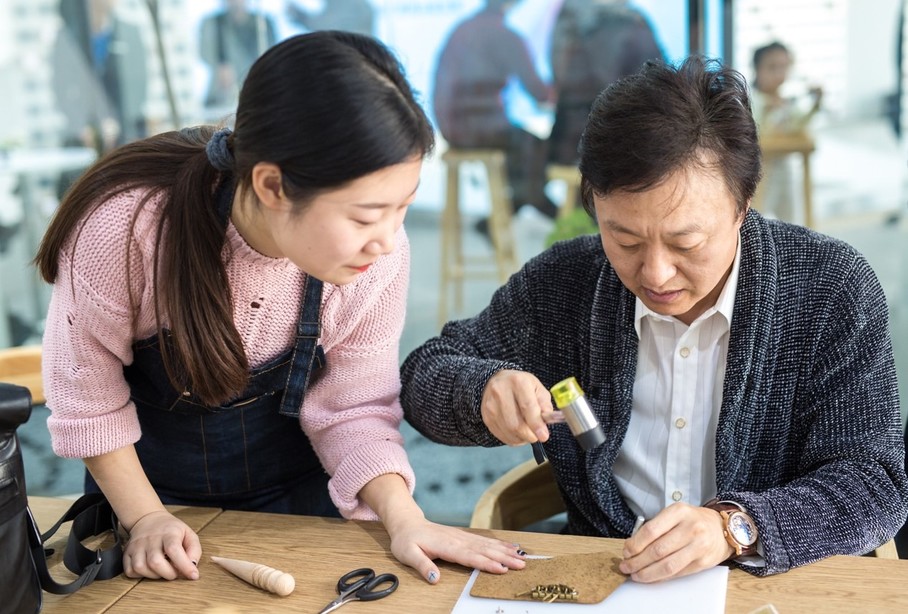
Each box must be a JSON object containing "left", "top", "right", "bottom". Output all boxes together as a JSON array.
[
  {"left": 29, "top": 499, "right": 908, "bottom": 613},
  {"left": 754, "top": 132, "right": 816, "bottom": 228},
  {"left": 30, "top": 496, "right": 221, "bottom": 614}
]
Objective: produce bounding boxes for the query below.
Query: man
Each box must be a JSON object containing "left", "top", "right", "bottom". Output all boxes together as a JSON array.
[
  {"left": 401, "top": 57, "right": 908, "bottom": 581},
  {"left": 432, "top": 0, "right": 558, "bottom": 224}
]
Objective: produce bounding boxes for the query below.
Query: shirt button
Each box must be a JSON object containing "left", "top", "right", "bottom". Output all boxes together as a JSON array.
[
  {"left": 675, "top": 417, "right": 687, "bottom": 429},
  {"left": 672, "top": 490, "right": 683, "bottom": 502},
  {"left": 679, "top": 347, "right": 691, "bottom": 358}
]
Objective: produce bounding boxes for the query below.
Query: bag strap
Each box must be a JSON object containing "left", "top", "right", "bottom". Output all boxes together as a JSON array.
[{"left": 28, "top": 493, "right": 124, "bottom": 594}]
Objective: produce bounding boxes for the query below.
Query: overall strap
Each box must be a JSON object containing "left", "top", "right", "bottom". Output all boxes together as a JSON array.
[
  {"left": 279, "top": 275, "right": 326, "bottom": 418},
  {"left": 210, "top": 169, "right": 325, "bottom": 418}
]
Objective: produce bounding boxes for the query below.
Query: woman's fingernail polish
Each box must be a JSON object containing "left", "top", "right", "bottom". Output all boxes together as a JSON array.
[
  {"left": 517, "top": 549, "right": 527, "bottom": 556},
  {"left": 191, "top": 561, "right": 198, "bottom": 566},
  {"left": 427, "top": 571, "right": 438, "bottom": 583}
]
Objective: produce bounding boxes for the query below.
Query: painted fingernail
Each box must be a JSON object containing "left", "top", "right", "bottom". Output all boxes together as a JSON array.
[
  {"left": 427, "top": 571, "right": 438, "bottom": 583},
  {"left": 501, "top": 562, "right": 508, "bottom": 569},
  {"left": 191, "top": 561, "right": 198, "bottom": 566},
  {"left": 517, "top": 549, "right": 527, "bottom": 556}
]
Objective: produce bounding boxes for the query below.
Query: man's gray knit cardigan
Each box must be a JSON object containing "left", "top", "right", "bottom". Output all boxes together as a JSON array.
[{"left": 401, "top": 210, "right": 908, "bottom": 576}]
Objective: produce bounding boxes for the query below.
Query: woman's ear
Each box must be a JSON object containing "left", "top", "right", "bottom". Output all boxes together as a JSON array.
[{"left": 250, "top": 162, "right": 289, "bottom": 211}]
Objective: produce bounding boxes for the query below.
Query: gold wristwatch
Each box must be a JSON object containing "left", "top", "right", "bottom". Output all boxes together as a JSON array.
[{"left": 703, "top": 498, "right": 759, "bottom": 558}]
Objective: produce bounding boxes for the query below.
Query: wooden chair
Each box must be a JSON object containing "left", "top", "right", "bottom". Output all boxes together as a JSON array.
[
  {"left": 470, "top": 457, "right": 902, "bottom": 559},
  {"left": 873, "top": 538, "right": 900, "bottom": 560},
  {"left": 0, "top": 344, "right": 44, "bottom": 404},
  {"left": 438, "top": 148, "right": 517, "bottom": 327},
  {"left": 470, "top": 459, "right": 563, "bottom": 530}
]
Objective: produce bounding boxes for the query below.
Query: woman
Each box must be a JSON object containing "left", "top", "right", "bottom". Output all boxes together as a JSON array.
[{"left": 36, "top": 31, "right": 525, "bottom": 583}]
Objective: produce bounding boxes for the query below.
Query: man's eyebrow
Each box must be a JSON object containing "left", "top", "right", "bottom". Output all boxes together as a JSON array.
[
  {"left": 603, "top": 220, "right": 704, "bottom": 237},
  {"left": 351, "top": 181, "right": 420, "bottom": 209}
]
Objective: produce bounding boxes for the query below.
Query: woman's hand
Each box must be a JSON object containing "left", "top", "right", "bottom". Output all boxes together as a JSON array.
[
  {"left": 481, "top": 370, "right": 562, "bottom": 445},
  {"left": 83, "top": 446, "right": 202, "bottom": 581},
  {"left": 385, "top": 514, "right": 526, "bottom": 584},
  {"left": 123, "top": 510, "right": 202, "bottom": 580},
  {"left": 619, "top": 503, "right": 734, "bottom": 583},
  {"left": 361, "top": 474, "right": 526, "bottom": 584}
]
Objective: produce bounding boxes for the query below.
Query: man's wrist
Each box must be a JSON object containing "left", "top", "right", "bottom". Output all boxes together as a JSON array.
[{"left": 703, "top": 498, "right": 759, "bottom": 558}]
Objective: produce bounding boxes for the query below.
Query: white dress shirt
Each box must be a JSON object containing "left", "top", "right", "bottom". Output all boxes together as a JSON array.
[{"left": 613, "top": 239, "right": 742, "bottom": 520}]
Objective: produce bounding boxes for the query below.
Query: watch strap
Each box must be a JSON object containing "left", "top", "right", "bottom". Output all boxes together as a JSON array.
[{"left": 703, "top": 498, "right": 758, "bottom": 558}]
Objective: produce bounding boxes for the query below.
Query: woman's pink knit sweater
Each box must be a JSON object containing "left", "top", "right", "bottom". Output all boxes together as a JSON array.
[{"left": 42, "top": 188, "right": 415, "bottom": 519}]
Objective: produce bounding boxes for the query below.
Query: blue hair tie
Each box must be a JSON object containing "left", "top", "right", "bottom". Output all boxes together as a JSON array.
[{"left": 206, "top": 127, "right": 234, "bottom": 171}]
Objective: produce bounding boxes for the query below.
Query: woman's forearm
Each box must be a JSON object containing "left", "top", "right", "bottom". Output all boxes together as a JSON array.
[
  {"left": 358, "top": 473, "right": 424, "bottom": 531},
  {"left": 83, "top": 445, "right": 167, "bottom": 531}
]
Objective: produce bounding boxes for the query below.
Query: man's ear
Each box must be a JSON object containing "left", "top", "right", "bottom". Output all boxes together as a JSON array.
[
  {"left": 740, "top": 200, "right": 751, "bottom": 222},
  {"left": 250, "top": 162, "right": 288, "bottom": 211}
]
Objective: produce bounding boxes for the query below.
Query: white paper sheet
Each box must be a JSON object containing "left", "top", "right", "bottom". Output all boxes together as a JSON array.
[{"left": 450, "top": 565, "right": 729, "bottom": 614}]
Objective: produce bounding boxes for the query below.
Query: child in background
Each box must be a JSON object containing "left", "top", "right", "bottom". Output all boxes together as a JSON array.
[{"left": 751, "top": 41, "right": 823, "bottom": 223}]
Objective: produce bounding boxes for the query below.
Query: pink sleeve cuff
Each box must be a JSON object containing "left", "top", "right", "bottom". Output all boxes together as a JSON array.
[
  {"left": 327, "top": 439, "right": 416, "bottom": 520},
  {"left": 47, "top": 405, "right": 142, "bottom": 458}
]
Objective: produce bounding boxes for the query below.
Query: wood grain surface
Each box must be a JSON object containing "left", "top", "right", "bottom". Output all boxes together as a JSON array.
[{"left": 29, "top": 499, "right": 908, "bottom": 613}]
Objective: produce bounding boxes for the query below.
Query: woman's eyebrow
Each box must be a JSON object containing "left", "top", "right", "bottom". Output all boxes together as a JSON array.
[{"left": 351, "top": 181, "right": 420, "bottom": 209}]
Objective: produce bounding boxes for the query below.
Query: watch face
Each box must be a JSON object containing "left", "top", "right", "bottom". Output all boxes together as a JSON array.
[{"left": 728, "top": 511, "right": 758, "bottom": 546}]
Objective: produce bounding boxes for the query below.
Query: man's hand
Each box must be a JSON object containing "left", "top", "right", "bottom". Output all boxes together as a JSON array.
[
  {"left": 619, "top": 503, "right": 734, "bottom": 583},
  {"left": 480, "top": 370, "right": 562, "bottom": 445}
]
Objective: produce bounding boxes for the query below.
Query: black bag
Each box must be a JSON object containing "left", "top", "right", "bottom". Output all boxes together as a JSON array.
[{"left": 1, "top": 382, "right": 124, "bottom": 614}]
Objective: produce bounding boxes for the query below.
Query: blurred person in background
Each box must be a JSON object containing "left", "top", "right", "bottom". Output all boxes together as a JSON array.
[
  {"left": 200, "top": 0, "right": 278, "bottom": 111},
  {"left": 286, "top": 0, "right": 376, "bottom": 37},
  {"left": 750, "top": 41, "right": 823, "bottom": 223},
  {"left": 433, "top": 0, "right": 558, "bottom": 234},
  {"left": 52, "top": 0, "right": 148, "bottom": 155},
  {"left": 547, "top": 0, "right": 664, "bottom": 167}
]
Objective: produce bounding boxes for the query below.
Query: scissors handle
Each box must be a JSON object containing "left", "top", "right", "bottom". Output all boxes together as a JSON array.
[
  {"left": 356, "top": 572, "right": 399, "bottom": 601},
  {"left": 337, "top": 567, "right": 374, "bottom": 593}
]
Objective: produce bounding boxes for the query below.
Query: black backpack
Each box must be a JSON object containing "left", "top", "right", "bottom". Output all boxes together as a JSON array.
[{"left": 0, "top": 382, "right": 123, "bottom": 613}]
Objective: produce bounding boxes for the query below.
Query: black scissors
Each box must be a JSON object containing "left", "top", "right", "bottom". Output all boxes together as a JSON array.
[{"left": 318, "top": 567, "right": 399, "bottom": 613}]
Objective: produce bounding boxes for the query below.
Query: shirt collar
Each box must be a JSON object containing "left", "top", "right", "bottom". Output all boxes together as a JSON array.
[{"left": 634, "top": 234, "right": 742, "bottom": 337}]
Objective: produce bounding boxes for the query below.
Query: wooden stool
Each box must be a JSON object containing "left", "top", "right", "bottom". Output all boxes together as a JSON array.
[
  {"left": 547, "top": 163, "right": 582, "bottom": 218},
  {"left": 438, "top": 148, "right": 517, "bottom": 327}
]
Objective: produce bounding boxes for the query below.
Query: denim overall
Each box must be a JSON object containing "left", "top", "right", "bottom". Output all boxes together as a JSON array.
[{"left": 85, "top": 175, "right": 339, "bottom": 517}]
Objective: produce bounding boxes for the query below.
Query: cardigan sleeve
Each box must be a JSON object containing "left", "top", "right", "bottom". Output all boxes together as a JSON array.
[
  {"left": 400, "top": 253, "right": 547, "bottom": 448},
  {"left": 721, "top": 253, "right": 908, "bottom": 575},
  {"left": 399, "top": 235, "right": 608, "bottom": 448}
]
